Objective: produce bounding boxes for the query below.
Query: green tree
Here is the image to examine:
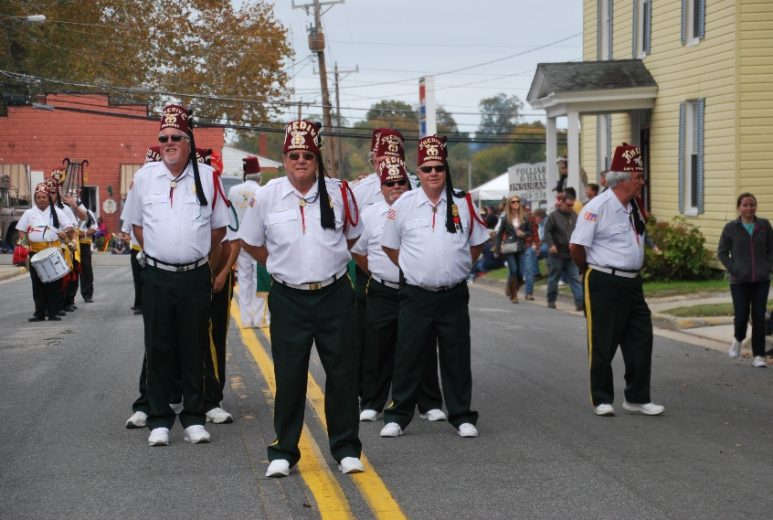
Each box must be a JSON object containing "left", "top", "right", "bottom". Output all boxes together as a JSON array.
[
  {"left": 477, "top": 93, "right": 524, "bottom": 142},
  {"left": 0, "top": 0, "right": 292, "bottom": 124}
]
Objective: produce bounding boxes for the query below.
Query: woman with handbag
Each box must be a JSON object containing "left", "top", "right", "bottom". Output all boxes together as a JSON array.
[{"left": 494, "top": 195, "right": 531, "bottom": 303}]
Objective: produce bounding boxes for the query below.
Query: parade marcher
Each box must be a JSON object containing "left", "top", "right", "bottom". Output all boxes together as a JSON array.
[
  {"left": 16, "top": 183, "right": 73, "bottom": 321},
  {"left": 544, "top": 192, "right": 584, "bottom": 311},
  {"left": 569, "top": 143, "right": 665, "bottom": 417},
  {"left": 239, "top": 120, "right": 365, "bottom": 477},
  {"left": 228, "top": 155, "right": 270, "bottom": 328},
  {"left": 380, "top": 134, "right": 488, "bottom": 439},
  {"left": 351, "top": 157, "right": 446, "bottom": 423},
  {"left": 717, "top": 192, "right": 773, "bottom": 367},
  {"left": 77, "top": 205, "right": 98, "bottom": 303},
  {"left": 122, "top": 103, "right": 229, "bottom": 445},
  {"left": 45, "top": 173, "right": 81, "bottom": 313}
]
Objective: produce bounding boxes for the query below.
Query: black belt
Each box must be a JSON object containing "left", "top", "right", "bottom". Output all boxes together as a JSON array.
[
  {"left": 407, "top": 281, "right": 465, "bottom": 293},
  {"left": 145, "top": 254, "right": 208, "bottom": 273}
]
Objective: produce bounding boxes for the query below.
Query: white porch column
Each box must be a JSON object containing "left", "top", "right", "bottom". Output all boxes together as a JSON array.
[
  {"left": 546, "top": 116, "right": 557, "bottom": 204},
  {"left": 567, "top": 109, "right": 580, "bottom": 194}
]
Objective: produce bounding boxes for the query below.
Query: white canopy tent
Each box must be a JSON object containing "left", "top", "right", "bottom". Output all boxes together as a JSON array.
[
  {"left": 221, "top": 145, "right": 281, "bottom": 177},
  {"left": 469, "top": 171, "right": 510, "bottom": 202}
]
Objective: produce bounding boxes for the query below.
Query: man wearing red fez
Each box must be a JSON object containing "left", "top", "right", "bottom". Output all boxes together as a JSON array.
[
  {"left": 239, "top": 119, "right": 365, "bottom": 477},
  {"left": 570, "top": 143, "right": 665, "bottom": 417},
  {"left": 228, "top": 155, "right": 269, "bottom": 328},
  {"left": 379, "top": 134, "right": 489, "bottom": 439},
  {"left": 15, "top": 182, "right": 73, "bottom": 321},
  {"left": 122, "top": 103, "right": 230, "bottom": 446},
  {"left": 351, "top": 156, "right": 445, "bottom": 423}
]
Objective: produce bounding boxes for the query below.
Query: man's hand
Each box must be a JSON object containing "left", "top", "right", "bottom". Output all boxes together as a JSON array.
[
  {"left": 213, "top": 271, "right": 227, "bottom": 293},
  {"left": 549, "top": 245, "right": 558, "bottom": 255}
]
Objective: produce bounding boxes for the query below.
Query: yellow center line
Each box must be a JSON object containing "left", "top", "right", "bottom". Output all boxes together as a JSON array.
[
  {"left": 262, "top": 329, "right": 408, "bottom": 520},
  {"left": 231, "top": 303, "right": 355, "bottom": 520}
]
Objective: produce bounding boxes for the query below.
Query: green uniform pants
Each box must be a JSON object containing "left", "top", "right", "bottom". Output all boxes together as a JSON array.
[
  {"left": 142, "top": 264, "right": 211, "bottom": 430},
  {"left": 384, "top": 283, "right": 477, "bottom": 429},
  {"left": 267, "top": 277, "right": 362, "bottom": 466},
  {"left": 362, "top": 279, "right": 443, "bottom": 413},
  {"left": 584, "top": 269, "right": 653, "bottom": 406},
  {"left": 204, "top": 269, "right": 232, "bottom": 410}
]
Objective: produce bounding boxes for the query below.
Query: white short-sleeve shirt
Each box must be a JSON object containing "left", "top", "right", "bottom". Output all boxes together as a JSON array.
[
  {"left": 570, "top": 188, "right": 644, "bottom": 270},
  {"left": 16, "top": 206, "right": 67, "bottom": 242},
  {"left": 122, "top": 160, "right": 230, "bottom": 263},
  {"left": 381, "top": 188, "right": 488, "bottom": 288},
  {"left": 351, "top": 198, "right": 400, "bottom": 283},
  {"left": 239, "top": 176, "right": 362, "bottom": 284}
]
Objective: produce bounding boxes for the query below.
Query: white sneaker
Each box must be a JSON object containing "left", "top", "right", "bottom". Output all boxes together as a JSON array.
[
  {"left": 125, "top": 411, "right": 148, "bottom": 429},
  {"left": 359, "top": 409, "right": 378, "bottom": 422},
  {"left": 265, "top": 459, "right": 291, "bottom": 478},
  {"left": 728, "top": 339, "right": 742, "bottom": 359},
  {"left": 379, "top": 422, "right": 403, "bottom": 438},
  {"left": 457, "top": 423, "right": 479, "bottom": 438},
  {"left": 183, "top": 425, "right": 211, "bottom": 444},
  {"left": 169, "top": 402, "right": 183, "bottom": 415},
  {"left": 419, "top": 408, "right": 447, "bottom": 422},
  {"left": 148, "top": 427, "right": 170, "bottom": 446},
  {"left": 593, "top": 404, "right": 615, "bottom": 416},
  {"left": 338, "top": 457, "right": 365, "bottom": 474},
  {"left": 622, "top": 401, "right": 665, "bottom": 416},
  {"left": 752, "top": 356, "right": 767, "bottom": 368},
  {"left": 206, "top": 406, "right": 234, "bottom": 424}
]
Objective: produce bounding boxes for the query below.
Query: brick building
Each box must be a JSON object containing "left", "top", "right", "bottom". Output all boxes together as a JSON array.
[{"left": 0, "top": 93, "right": 224, "bottom": 234}]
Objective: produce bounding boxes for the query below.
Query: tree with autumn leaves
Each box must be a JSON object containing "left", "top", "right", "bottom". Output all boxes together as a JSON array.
[{"left": 0, "top": 0, "right": 292, "bottom": 124}]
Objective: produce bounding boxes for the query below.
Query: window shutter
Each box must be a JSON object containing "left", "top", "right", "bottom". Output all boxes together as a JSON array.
[
  {"left": 608, "top": 0, "right": 614, "bottom": 57},
  {"left": 678, "top": 103, "right": 686, "bottom": 214},
  {"left": 698, "top": 0, "right": 706, "bottom": 39},
  {"left": 697, "top": 98, "right": 705, "bottom": 213},
  {"left": 632, "top": 0, "right": 638, "bottom": 57},
  {"left": 644, "top": 0, "right": 652, "bottom": 53},
  {"left": 681, "top": 0, "right": 687, "bottom": 45}
]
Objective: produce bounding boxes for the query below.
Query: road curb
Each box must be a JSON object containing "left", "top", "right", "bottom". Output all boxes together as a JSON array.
[{"left": 0, "top": 266, "right": 27, "bottom": 281}]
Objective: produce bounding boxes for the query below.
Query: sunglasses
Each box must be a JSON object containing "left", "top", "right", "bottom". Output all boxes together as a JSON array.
[
  {"left": 384, "top": 179, "right": 408, "bottom": 187},
  {"left": 157, "top": 135, "right": 189, "bottom": 143},
  {"left": 418, "top": 165, "right": 447, "bottom": 174},
  {"left": 287, "top": 152, "right": 316, "bottom": 161},
  {"left": 510, "top": 199, "right": 520, "bottom": 204}
]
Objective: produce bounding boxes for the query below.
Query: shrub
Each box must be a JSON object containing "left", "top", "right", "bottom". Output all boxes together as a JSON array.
[{"left": 642, "top": 216, "right": 713, "bottom": 281}]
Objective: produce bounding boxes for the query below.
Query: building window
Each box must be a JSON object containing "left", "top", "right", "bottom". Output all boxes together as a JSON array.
[
  {"left": 681, "top": 0, "right": 705, "bottom": 46},
  {"left": 632, "top": 0, "right": 652, "bottom": 58},
  {"left": 598, "top": 0, "right": 613, "bottom": 60},
  {"left": 679, "top": 99, "right": 705, "bottom": 216}
]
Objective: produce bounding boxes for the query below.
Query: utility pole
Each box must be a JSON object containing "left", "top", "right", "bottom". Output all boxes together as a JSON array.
[
  {"left": 293, "top": 0, "right": 344, "bottom": 176},
  {"left": 334, "top": 62, "right": 358, "bottom": 178}
]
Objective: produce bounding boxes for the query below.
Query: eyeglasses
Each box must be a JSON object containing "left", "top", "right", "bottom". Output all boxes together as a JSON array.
[
  {"left": 510, "top": 199, "right": 520, "bottom": 204},
  {"left": 384, "top": 179, "right": 408, "bottom": 187},
  {"left": 287, "top": 152, "right": 316, "bottom": 161},
  {"left": 157, "top": 135, "right": 189, "bottom": 143},
  {"left": 418, "top": 165, "right": 447, "bottom": 174}
]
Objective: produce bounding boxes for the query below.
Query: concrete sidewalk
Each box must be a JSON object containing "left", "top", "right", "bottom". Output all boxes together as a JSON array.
[{"left": 472, "top": 274, "right": 771, "bottom": 362}]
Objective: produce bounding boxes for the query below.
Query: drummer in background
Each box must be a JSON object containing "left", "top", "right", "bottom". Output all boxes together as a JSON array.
[
  {"left": 77, "top": 204, "right": 98, "bottom": 303},
  {"left": 16, "top": 183, "right": 73, "bottom": 321},
  {"left": 228, "top": 155, "right": 269, "bottom": 328},
  {"left": 45, "top": 172, "right": 83, "bottom": 313}
]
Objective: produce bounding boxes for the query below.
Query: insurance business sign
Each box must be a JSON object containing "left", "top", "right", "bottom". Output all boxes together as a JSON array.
[{"left": 507, "top": 162, "right": 547, "bottom": 208}]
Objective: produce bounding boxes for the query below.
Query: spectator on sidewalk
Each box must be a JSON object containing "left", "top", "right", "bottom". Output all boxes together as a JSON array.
[
  {"left": 544, "top": 193, "right": 583, "bottom": 311},
  {"left": 494, "top": 195, "right": 531, "bottom": 303},
  {"left": 523, "top": 208, "right": 547, "bottom": 299},
  {"left": 717, "top": 192, "right": 773, "bottom": 368}
]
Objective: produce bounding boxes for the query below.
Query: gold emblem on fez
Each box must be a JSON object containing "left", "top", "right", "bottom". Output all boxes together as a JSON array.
[
  {"left": 387, "top": 165, "right": 400, "bottom": 177},
  {"left": 290, "top": 130, "right": 307, "bottom": 148},
  {"left": 426, "top": 145, "right": 439, "bottom": 157},
  {"left": 165, "top": 114, "right": 178, "bottom": 126}
]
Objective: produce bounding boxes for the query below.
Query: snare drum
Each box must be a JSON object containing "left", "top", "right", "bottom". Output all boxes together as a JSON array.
[{"left": 30, "top": 247, "right": 70, "bottom": 283}]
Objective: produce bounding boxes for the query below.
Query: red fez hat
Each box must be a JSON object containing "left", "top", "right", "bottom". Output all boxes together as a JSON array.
[
  {"left": 243, "top": 155, "right": 261, "bottom": 174},
  {"left": 610, "top": 143, "right": 644, "bottom": 173},
  {"left": 417, "top": 135, "right": 447, "bottom": 165},
  {"left": 34, "top": 182, "right": 49, "bottom": 195},
  {"left": 283, "top": 120, "right": 322, "bottom": 156},
  {"left": 160, "top": 104, "right": 192, "bottom": 134},
  {"left": 378, "top": 156, "right": 409, "bottom": 185},
  {"left": 195, "top": 148, "right": 212, "bottom": 165},
  {"left": 374, "top": 129, "right": 405, "bottom": 160},
  {"left": 145, "top": 146, "right": 161, "bottom": 164}
]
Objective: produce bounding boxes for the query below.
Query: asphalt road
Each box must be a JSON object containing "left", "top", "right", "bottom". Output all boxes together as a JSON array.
[{"left": 1, "top": 262, "right": 772, "bottom": 520}]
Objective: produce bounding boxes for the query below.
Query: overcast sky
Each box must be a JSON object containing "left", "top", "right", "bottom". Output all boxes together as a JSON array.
[{"left": 267, "top": 0, "right": 583, "bottom": 132}]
